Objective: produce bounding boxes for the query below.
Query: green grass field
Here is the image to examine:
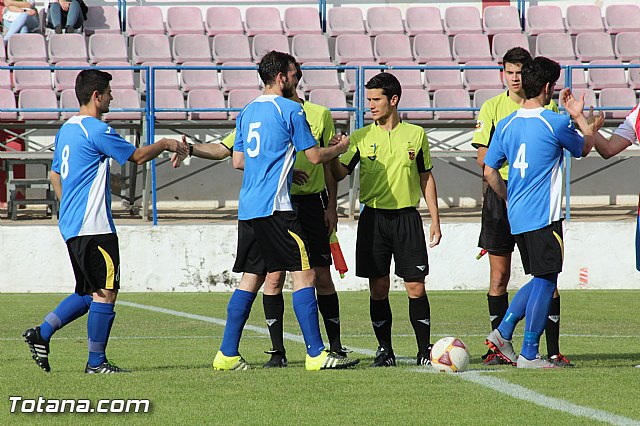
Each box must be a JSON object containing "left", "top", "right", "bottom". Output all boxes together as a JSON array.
[{"left": 1, "top": 291, "right": 640, "bottom": 425}]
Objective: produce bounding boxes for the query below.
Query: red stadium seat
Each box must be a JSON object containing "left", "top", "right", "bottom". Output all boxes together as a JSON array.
[
  {"left": 126, "top": 6, "right": 165, "bottom": 36},
  {"left": 59, "top": 89, "right": 79, "bottom": 120},
  {"left": 95, "top": 61, "right": 135, "bottom": 90},
  {"left": 104, "top": 89, "right": 142, "bottom": 121},
  {"left": 424, "top": 61, "right": 463, "bottom": 91},
  {"left": 154, "top": 89, "right": 187, "bottom": 120},
  {"left": 84, "top": 6, "right": 121, "bottom": 35},
  {"left": 140, "top": 62, "right": 179, "bottom": 92},
  {"left": 492, "top": 33, "right": 529, "bottom": 62},
  {"left": 205, "top": 7, "right": 244, "bottom": 36},
  {"left": 463, "top": 61, "right": 503, "bottom": 91},
  {"left": 565, "top": 5, "right": 605, "bottom": 35},
  {"left": 88, "top": 34, "right": 128, "bottom": 64},
  {"left": 18, "top": 89, "right": 58, "bottom": 121},
  {"left": 386, "top": 61, "right": 424, "bottom": 90},
  {"left": 525, "top": 6, "right": 565, "bottom": 36},
  {"left": 180, "top": 62, "right": 220, "bottom": 92},
  {"left": 131, "top": 34, "right": 172, "bottom": 64},
  {"left": 48, "top": 34, "right": 88, "bottom": 64},
  {"left": 244, "top": 7, "right": 283, "bottom": 36},
  {"left": 398, "top": 89, "right": 433, "bottom": 120},
  {"left": 187, "top": 89, "right": 227, "bottom": 120},
  {"left": 556, "top": 61, "right": 587, "bottom": 91},
  {"left": 53, "top": 61, "right": 88, "bottom": 92},
  {"left": 283, "top": 7, "right": 322, "bottom": 36},
  {"left": 228, "top": 89, "right": 262, "bottom": 119},
  {"left": 483, "top": 6, "right": 522, "bottom": 35},
  {"left": 614, "top": 32, "right": 640, "bottom": 62},
  {"left": 172, "top": 35, "right": 212, "bottom": 64},
  {"left": 575, "top": 33, "right": 615, "bottom": 62},
  {"left": 220, "top": 62, "right": 260, "bottom": 92},
  {"left": 327, "top": 8, "right": 365, "bottom": 37},
  {"left": 334, "top": 34, "right": 374, "bottom": 64},
  {"left": 7, "top": 34, "right": 47, "bottom": 64},
  {"left": 343, "top": 61, "right": 382, "bottom": 92},
  {"left": 605, "top": 4, "right": 640, "bottom": 34},
  {"left": 473, "top": 88, "right": 505, "bottom": 111},
  {"left": 444, "top": 6, "right": 482, "bottom": 36},
  {"left": 298, "top": 62, "right": 341, "bottom": 92},
  {"left": 365, "top": 7, "right": 404, "bottom": 36},
  {"left": 252, "top": 34, "right": 290, "bottom": 63},
  {"left": 599, "top": 88, "right": 637, "bottom": 119},
  {"left": 211, "top": 35, "right": 252, "bottom": 65},
  {"left": 165, "top": 7, "right": 205, "bottom": 36},
  {"left": 433, "top": 88, "right": 473, "bottom": 119},
  {"left": 13, "top": 61, "right": 51, "bottom": 92},
  {"left": 452, "top": 34, "right": 492, "bottom": 63},
  {"left": 374, "top": 34, "right": 413, "bottom": 64},
  {"left": 413, "top": 34, "right": 453, "bottom": 63},
  {"left": 535, "top": 33, "right": 576, "bottom": 61},
  {"left": 292, "top": 35, "right": 331, "bottom": 63},
  {"left": 587, "top": 60, "right": 627, "bottom": 90},
  {"left": 308, "top": 89, "right": 349, "bottom": 120},
  {"left": 0, "top": 88, "right": 18, "bottom": 120},
  {"left": 405, "top": 7, "right": 443, "bottom": 36}
]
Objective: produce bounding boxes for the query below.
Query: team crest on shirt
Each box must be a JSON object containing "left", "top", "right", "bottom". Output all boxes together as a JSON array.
[
  {"left": 475, "top": 120, "right": 484, "bottom": 132},
  {"left": 367, "top": 143, "right": 378, "bottom": 161},
  {"left": 407, "top": 148, "right": 416, "bottom": 161}
]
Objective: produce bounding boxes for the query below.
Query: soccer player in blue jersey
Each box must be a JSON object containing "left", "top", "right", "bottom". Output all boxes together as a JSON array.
[
  {"left": 483, "top": 57, "right": 604, "bottom": 368},
  {"left": 211, "top": 51, "right": 359, "bottom": 371},
  {"left": 23, "top": 69, "right": 188, "bottom": 373}
]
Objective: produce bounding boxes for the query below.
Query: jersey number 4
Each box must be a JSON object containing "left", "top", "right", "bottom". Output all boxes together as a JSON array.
[
  {"left": 513, "top": 143, "right": 528, "bottom": 179},
  {"left": 246, "top": 122, "right": 262, "bottom": 158}
]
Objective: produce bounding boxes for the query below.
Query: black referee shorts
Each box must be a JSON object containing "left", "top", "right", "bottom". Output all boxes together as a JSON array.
[
  {"left": 478, "top": 183, "right": 516, "bottom": 254},
  {"left": 514, "top": 221, "right": 564, "bottom": 276},
  {"left": 67, "top": 233, "right": 120, "bottom": 294},
  {"left": 292, "top": 193, "right": 332, "bottom": 268}
]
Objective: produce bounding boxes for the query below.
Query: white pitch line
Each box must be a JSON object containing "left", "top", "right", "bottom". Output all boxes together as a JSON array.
[{"left": 118, "top": 300, "right": 640, "bottom": 426}]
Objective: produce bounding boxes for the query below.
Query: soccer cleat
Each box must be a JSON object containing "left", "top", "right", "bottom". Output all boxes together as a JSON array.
[
  {"left": 305, "top": 350, "right": 360, "bottom": 371},
  {"left": 371, "top": 346, "right": 396, "bottom": 367},
  {"left": 517, "top": 355, "right": 559, "bottom": 369},
  {"left": 23, "top": 327, "right": 50, "bottom": 372},
  {"left": 263, "top": 350, "right": 288, "bottom": 368},
  {"left": 547, "top": 353, "right": 575, "bottom": 368},
  {"left": 212, "top": 351, "right": 250, "bottom": 371},
  {"left": 333, "top": 346, "right": 352, "bottom": 357},
  {"left": 417, "top": 345, "right": 433, "bottom": 366},
  {"left": 85, "top": 361, "right": 129, "bottom": 374},
  {"left": 482, "top": 349, "right": 513, "bottom": 366},
  {"left": 485, "top": 329, "right": 517, "bottom": 365}
]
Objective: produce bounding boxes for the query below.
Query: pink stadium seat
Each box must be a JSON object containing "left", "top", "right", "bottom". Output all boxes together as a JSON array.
[
  {"left": 83, "top": 6, "right": 121, "bottom": 35},
  {"left": 374, "top": 34, "right": 413, "bottom": 63},
  {"left": 53, "top": 61, "right": 88, "bottom": 92},
  {"left": 365, "top": 7, "right": 404, "bottom": 36},
  {"left": 443, "top": 6, "right": 483, "bottom": 36},
  {"left": 412, "top": 34, "right": 453, "bottom": 63},
  {"left": 154, "top": 89, "right": 186, "bottom": 120},
  {"left": 628, "top": 60, "right": 640, "bottom": 90},
  {"left": 95, "top": 61, "right": 135, "bottom": 90},
  {"left": 562, "top": 88, "right": 597, "bottom": 111},
  {"left": 48, "top": 34, "right": 88, "bottom": 64},
  {"left": 220, "top": 62, "right": 260, "bottom": 92},
  {"left": 180, "top": 62, "right": 219, "bottom": 92},
  {"left": 483, "top": 6, "right": 522, "bottom": 35},
  {"left": 556, "top": 61, "right": 587, "bottom": 91},
  {"left": 126, "top": 6, "right": 165, "bottom": 36},
  {"left": 252, "top": 34, "right": 290, "bottom": 63},
  {"left": 205, "top": 7, "right": 244, "bottom": 36},
  {"left": 473, "top": 88, "right": 505, "bottom": 111},
  {"left": 535, "top": 33, "right": 576, "bottom": 61},
  {"left": 614, "top": 32, "right": 640, "bottom": 62},
  {"left": 343, "top": 61, "right": 382, "bottom": 92},
  {"left": 398, "top": 89, "right": 433, "bottom": 120},
  {"left": 172, "top": 34, "right": 212, "bottom": 64},
  {"left": 433, "top": 88, "right": 473, "bottom": 119},
  {"left": 386, "top": 61, "right": 423, "bottom": 90},
  {"left": 463, "top": 61, "right": 503, "bottom": 91},
  {"left": 7, "top": 34, "right": 47, "bottom": 64},
  {"left": 327, "top": 8, "right": 365, "bottom": 36},
  {"left": 298, "top": 62, "right": 341, "bottom": 92},
  {"left": 296, "top": 89, "right": 305, "bottom": 101},
  {"left": 18, "top": 89, "right": 58, "bottom": 120},
  {"left": 283, "top": 7, "right": 322, "bottom": 36},
  {"left": 187, "top": 89, "right": 227, "bottom": 120},
  {"left": 452, "top": 34, "right": 492, "bottom": 63},
  {"left": 0, "top": 88, "right": 18, "bottom": 121},
  {"left": 565, "top": 5, "right": 605, "bottom": 35},
  {"left": 575, "top": 32, "right": 615, "bottom": 62},
  {"left": 244, "top": 7, "right": 283, "bottom": 36},
  {"left": 491, "top": 33, "right": 529, "bottom": 62},
  {"left": 405, "top": 7, "right": 443, "bottom": 36},
  {"left": 605, "top": 5, "right": 640, "bottom": 34},
  {"left": 140, "top": 62, "right": 179, "bottom": 92},
  {"left": 0, "top": 44, "right": 5, "bottom": 62},
  {"left": 88, "top": 34, "right": 128, "bottom": 64},
  {"left": 228, "top": 89, "right": 262, "bottom": 119},
  {"left": 524, "top": 6, "right": 565, "bottom": 36},
  {"left": 59, "top": 89, "right": 79, "bottom": 120},
  {"left": 599, "top": 88, "right": 637, "bottom": 119},
  {"left": 165, "top": 7, "right": 204, "bottom": 36},
  {"left": 104, "top": 89, "right": 142, "bottom": 121},
  {"left": 588, "top": 60, "right": 627, "bottom": 90},
  {"left": 424, "top": 61, "right": 463, "bottom": 91},
  {"left": 334, "top": 35, "right": 374, "bottom": 64},
  {"left": 0, "top": 63, "right": 11, "bottom": 90},
  {"left": 131, "top": 34, "right": 172, "bottom": 65},
  {"left": 291, "top": 35, "right": 331, "bottom": 63},
  {"left": 308, "top": 89, "right": 349, "bottom": 120},
  {"left": 13, "top": 61, "right": 51, "bottom": 92},
  {"left": 211, "top": 35, "right": 252, "bottom": 64}
]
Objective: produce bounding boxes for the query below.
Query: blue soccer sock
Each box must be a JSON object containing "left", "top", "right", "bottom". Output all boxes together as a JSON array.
[
  {"left": 521, "top": 274, "right": 558, "bottom": 360},
  {"left": 497, "top": 278, "right": 534, "bottom": 340},
  {"left": 219, "top": 289, "right": 256, "bottom": 357},
  {"left": 40, "top": 293, "right": 93, "bottom": 341},
  {"left": 87, "top": 301, "right": 116, "bottom": 367},
  {"left": 292, "top": 287, "right": 325, "bottom": 357}
]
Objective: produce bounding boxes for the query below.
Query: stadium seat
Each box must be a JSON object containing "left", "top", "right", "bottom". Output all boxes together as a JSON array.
[
  {"left": 562, "top": 88, "right": 597, "bottom": 111},
  {"left": 575, "top": 32, "right": 615, "bottom": 62},
  {"left": 327, "top": 7, "right": 365, "bottom": 36},
  {"left": 491, "top": 33, "right": 529, "bottom": 62},
  {"left": 180, "top": 62, "right": 220, "bottom": 92},
  {"left": 463, "top": 61, "right": 503, "bottom": 91},
  {"left": 0, "top": 44, "right": 6, "bottom": 62},
  {"left": 398, "top": 89, "right": 433, "bottom": 120},
  {"left": 605, "top": 4, "right": 640, "bottom": 34},
  {"left": 13, "top": 61, "right": 51, "bottom": 92},
  {"left": 244, "top": 7, "right": 283, "bottom": 36},
  {"left": 228, "top": 89, "right": 261, "bottom": 119},
  {"left": 187, "top": 89, "right": 227, "bottom": 120},
  {"left": 452, "top": 34, "right": 492, "bottom": 63},
  {"left": 104, "top": 89, "right": 142, "bottom": 121},
  {"left": 48, "top": 34, "right": 87, "bottom": 64},
  {"left": 59, "top": 89, "right": 79, "bottom": 120},
  {"left": 283, "top": 7, "right": 322, "bottom": 36},
  {"left": 220, "top": 62, "right": 260, "bottom": 92},
  {"left": 433, "top": 88, "right": 473, "bottom": 119},
  {"left": 524, "top": 6, "right": 565, "bottom": 36},
  {"left": 205, "top": 7, "right": 244, "bottom": 36},
  {"left": 587, "top": 60, "right": 627, "bottom": 89},
  {"left": 599, "top": 88, "right": 637, "bottom": 119},
  {"left": 365, "top": 7, "right": 404, "bottom": 36},
  {"left": 131, "top": 34, "right": 172, "bottom": 64},
  {"left": 483, "top": 6, "right": 522, "bottom": 35},
  {"left": 614, "top": 32, "right": 640, "bottom": 62},
  {"left": 386, "top": 61, "right": 423, "bottom": 90},
  {"left": 343, "top": 61, "right": 382, "bottom": 92},
  {"left": 165, "top": 7, "right": 205, "bottom": 36},
  {"left": 252, "top": 34, "right": 290, "bottom": 63},
  {"left": 535, "top": 33, "right": 576, "bottom": 61},
  {"left": 334, "top": 34, "right": 374, "bottom": 64},
  {"left": 405, "top": 7, "right": 443, "bottom": 36},
  {"left": 0, "top": 63, "right": 11, "bottom": 90},
  {"left": 412, "top": 34, "right": 453, "bottom": 63},
  {"left": 95, "top": 61, "right": 135, "bottom": 90},
  {"left": 154, "top": 89, "right": 187, "bottom": 120},
  {"left": 0, "top": 88, "right": 18, "bottom": 120},
  {"left": 83, "top": 6, "right": 121, "bottom": 35},
  {"left": 53, "top": 61, "right": 88, "bottom": 92},
  {"left": 18, "top": 89, "right": 58, "bottom": 120},
  {"left": 443, "top": 6, "right": 482, "bottom": 36},
  {"left": 374, "top": 34, "right": 413, "bottom": 63},
  {"left": 126, "top": 6, "right": 165, "bottom": 36},
  {"left": 556, "top": 61, "right": 588, "bottom": 91},
  {"left": 291, "top": 35, "right": 331, "bottom": 63},
  {"left": 88, "top": 34, "right": 128, "bottom": 64},
  {"left": 424, "top": 61, "right": 463, "bottom": 91},
  {"left": 7, "top": 34, "right": 47, "bottom": 64},
  {"left": 211, "top": 35, "right": 252, "bottom": 64},
  {"left": 565, "top": 5, "right": 605, "bottom": 35},
  {"left": 473, "top": 88, "right": 505, "bottom": 111},
  {"left": 628, "top": 60, "right": 640, "bottom": 90},
  {"left": 140, "top": 62, "right": 179, "bottom": 92},
  {"left": 308, "top": 89, "right": 349, "bottom": 120},
  {"left": 298, "top": 62, "right": 341, "bottom": 92},
  {"left": 172, "top": 34, "right": 212, "bottom": 64}
]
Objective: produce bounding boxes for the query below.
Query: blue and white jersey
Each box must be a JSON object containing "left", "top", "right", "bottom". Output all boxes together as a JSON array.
[
  {"left": 52, "top": 115, "right": 136, "bottom": 241},
  {"left": 484, "top": 107, "right": 584, "bottom": 235},
  {"left": 234, "top": 94, "right": 317, "bottom": 220}
]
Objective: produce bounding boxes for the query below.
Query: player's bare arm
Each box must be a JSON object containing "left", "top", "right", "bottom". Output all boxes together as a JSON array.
[
  {"left": 420, "top": 171, "right": 442, "bottom": 248},
  {"left": 129, "top": 135, "right": 189, "bottom": 165},
  {"left": 595, "top": 134, "right": 632, "bottom": 159},
  {"left": 232, "top": 149, "right": 244, "bottom": 170},
  {"left": 476, "top": 146, "right": 488, "bottom": 169},
  {"left": 326, "top": 134, "right": 351, "bottom": 182},
  {"left": 49, "top": 170, "right": 62, "bottom": 201},
  {"left": 484, "top": 166, "right": 507, "bottom": 201},
  {"left": 303, "top": 136, "right": 349, "bottom": 165}
]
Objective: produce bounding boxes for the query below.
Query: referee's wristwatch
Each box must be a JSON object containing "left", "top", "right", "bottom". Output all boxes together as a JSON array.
[{"left": 188, "top": 144, "right": 194, "bottom": 157}]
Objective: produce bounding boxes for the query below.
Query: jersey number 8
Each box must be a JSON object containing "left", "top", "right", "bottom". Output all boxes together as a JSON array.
[{"left": 60, "top": 145, "right": 71, "bottom": 179}]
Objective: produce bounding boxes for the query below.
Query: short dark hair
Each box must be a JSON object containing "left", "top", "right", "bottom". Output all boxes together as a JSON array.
[
  {"left": 521, "top": 56, "right": 561, "bottom": 99},
  {"left": 294, "top": 62, "right": 302, "bottom": 81},
  {"left": 502, "top": 47, "right": 532, "bottom": 67},
  {"left": 75, "top": 69, "right": 112, "bottom": 105},
  {"left": 365, "top": 72, "right": 402, "bottom": 102},
  {"left": 258, "top": 51, "right": 296, "bottom": 86}
]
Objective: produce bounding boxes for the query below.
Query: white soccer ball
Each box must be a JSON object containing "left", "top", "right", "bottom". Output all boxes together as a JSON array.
[{"left": 430, "top": 336, "right": 470, "bottom": 373}]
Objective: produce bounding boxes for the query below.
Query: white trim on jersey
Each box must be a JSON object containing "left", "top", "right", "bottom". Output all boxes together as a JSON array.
[
  {"left": 78, "top": 159, "right": 112, "bottom": 237},
  {"left": 549, "top": 155, "right": 564, "bottom": 225},
  {"left": 251, "top": 95, "right": 283, "bottom": 118},
  {"left": 273, "top": 144, "right": 295, "bottom": 213},
  {"left": 64, "top": 115, "right": 90, "bottom": 138},
  {"left": 504, "top": 108, "right": 554, "bottom": 134}
]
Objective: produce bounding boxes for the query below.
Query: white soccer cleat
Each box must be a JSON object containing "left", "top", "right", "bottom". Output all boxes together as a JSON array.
[{"left": 517, "top": 355, "right": 559, "bottom": 369}]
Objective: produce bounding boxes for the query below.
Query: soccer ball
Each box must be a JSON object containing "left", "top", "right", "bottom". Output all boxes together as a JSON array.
[{"left": 430, "top": 337, "right": 470, "bottom": 373}]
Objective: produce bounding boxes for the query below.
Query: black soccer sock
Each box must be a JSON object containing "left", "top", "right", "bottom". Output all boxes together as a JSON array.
[
  {"left": 370, "top": 297, "right": 393, "bottom": 351},
  {"left": 318, "top": 293, "right": 342, "bottom": 352},
  {"left": 263, "top": 294, "right": 286, "bottom": 354},
  {"left": 545, "top": 295, "right": 561, "bottom": 357},
  {"left": 409, "top": 296, "right": 431, "bottom": 355},
  {"left": 487, "top": 293, "right": 509, "bottom": 331}
]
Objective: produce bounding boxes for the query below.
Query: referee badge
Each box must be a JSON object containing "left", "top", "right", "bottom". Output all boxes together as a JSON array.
[
  {"left": 475, "top": 120, "right": 484, "bottom": 132},
  {"left": 407, "top": 148, "right": 416, "bottom": 161}
]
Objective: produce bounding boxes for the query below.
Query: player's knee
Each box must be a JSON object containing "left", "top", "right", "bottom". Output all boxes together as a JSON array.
[
  {"left": 490, "top": 269, "right": 510, "bottom": 289},
  {"left": 404, "top": 280, "right": 426, "bottom": 298},
  {"left": 313, "top": 267, "right": 335, "bottom": 295}
]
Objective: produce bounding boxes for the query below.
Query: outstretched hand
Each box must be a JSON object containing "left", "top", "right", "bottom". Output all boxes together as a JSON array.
[
  {"left": 560, "top": 88, "right": 585, "bottom": 119},
  {"left": 587, "top": 106, "right": 605, "bottom": 132},
  {"left": 165, "top": 135, "right": 189, "bottom": 167},
  {"left": 329, "top": 133, "right": 350, "bottom": 156}
]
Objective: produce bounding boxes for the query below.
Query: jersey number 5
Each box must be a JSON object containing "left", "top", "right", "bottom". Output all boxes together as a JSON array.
[
  {"left": 513, "top": 143, "right": 528, "bottom": 179},
  {"left": 60, "top": 145, "right": 70, "bottom": 179},
  {"left": 246, "top": 122, "right": 262, "bottom": 158}
]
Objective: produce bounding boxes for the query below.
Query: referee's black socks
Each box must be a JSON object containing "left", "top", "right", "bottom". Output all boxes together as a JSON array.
[
  {"left": 487, "top": 293, "right": 509, "bottom": 331},
  {"left": 370, "top": 297, "right": 393, "bottom": 350},
  {"left": 317, "top": 293, "right": 342, "bottom": 353},
  {"left": 545, "top": 295, "right": 561, "bottom": 357},
  {"left": 409, "top": 296, "right": 431, "bottom": 355},
  {"left": 263, "top": 294, "right": 286, "bottom": 354}
]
